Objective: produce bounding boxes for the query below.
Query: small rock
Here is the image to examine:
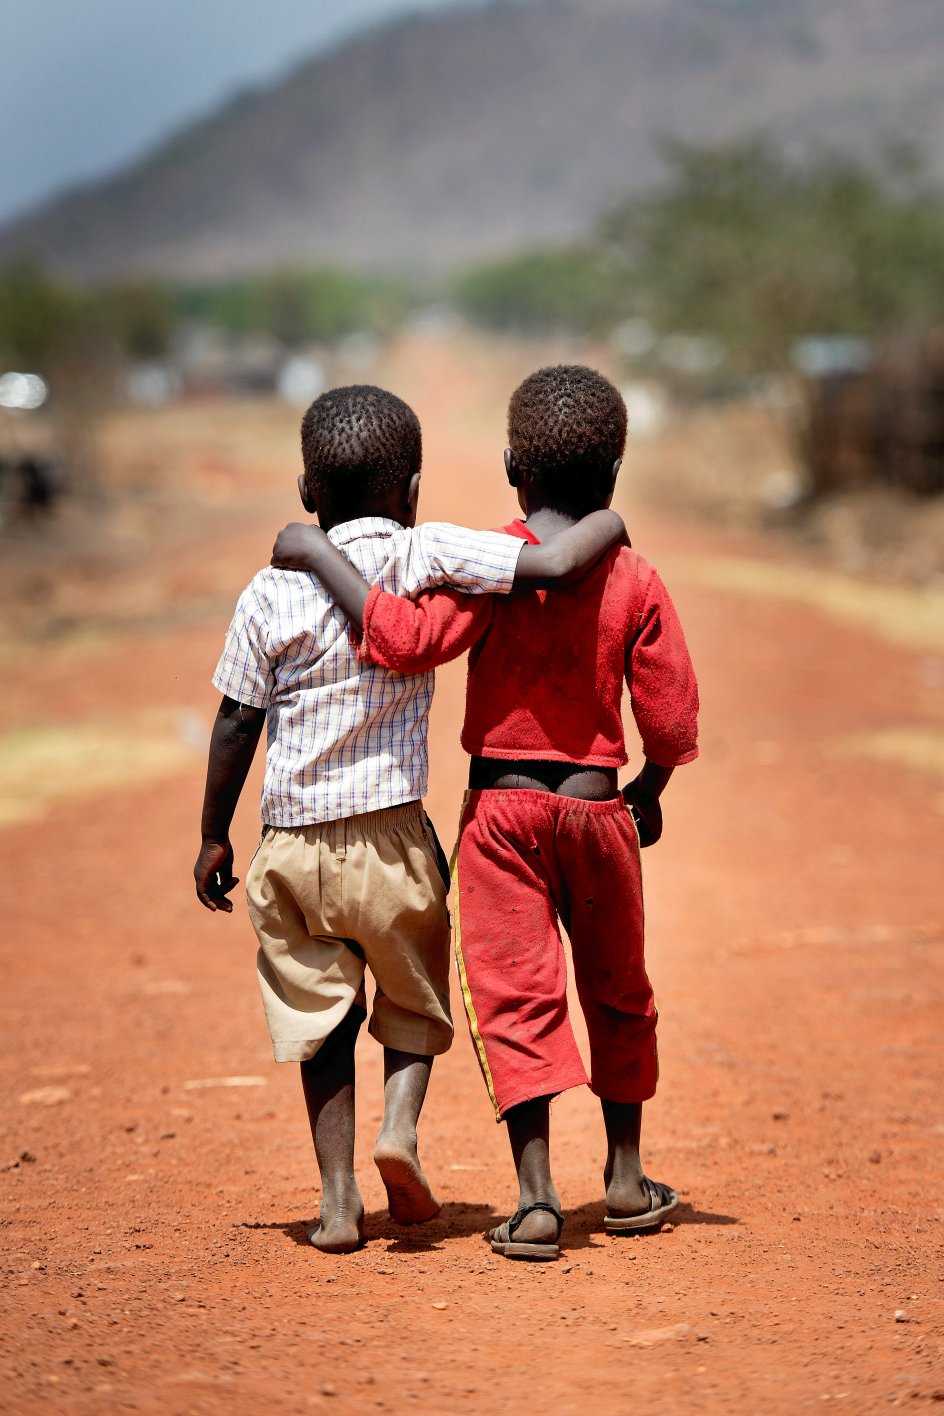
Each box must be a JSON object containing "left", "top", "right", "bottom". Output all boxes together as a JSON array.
[
  {"left": 6, "top": 1150, "right": 38, "bottom": 1170},
  {"left": 772, "top": 1111, "right": 789, "bottom": 1121},
  {"left": 661, "top": 1222, "right": 674, "bottom": 1233},
  {"left": 895, "top": 1310, "right": 909, "bottom": 1323},
  {"left": 321, "top": 1384, "right": 337, "bottom": 1397},
  {"left": 431, "top": 1302, "right": 448, "bottom": 1310}
]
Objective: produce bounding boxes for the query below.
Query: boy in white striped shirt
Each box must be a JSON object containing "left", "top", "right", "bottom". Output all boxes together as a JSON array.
[{"left": 194, "top": 385, "right": 622, "bottom": 1253}]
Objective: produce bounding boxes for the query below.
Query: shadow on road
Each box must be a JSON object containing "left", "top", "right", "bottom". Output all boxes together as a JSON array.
[
  {"left": 241, "top": 1198, "right": 738, "bottom": 1253},
  {"left": 240, "top": 1200, "right": 503, "bottom": 1252}
]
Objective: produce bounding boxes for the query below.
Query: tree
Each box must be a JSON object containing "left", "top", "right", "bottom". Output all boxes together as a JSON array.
[
  {"left": 452, "top": 248, "right": 611, "bottom": 335},
  {"left": 598, "top": 137, "right": 944, "bottom": 371}
]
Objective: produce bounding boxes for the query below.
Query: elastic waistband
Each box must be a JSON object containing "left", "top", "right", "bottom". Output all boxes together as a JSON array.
[
  {"left": 266, "top": 800, "right": 425, "bottom": 840},
  {"left": 461, "top": 788, "right": 628, "bottom": 817}
]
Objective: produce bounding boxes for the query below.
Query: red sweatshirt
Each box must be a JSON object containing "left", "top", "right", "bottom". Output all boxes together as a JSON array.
[{"left": 358, "top": 520, "right": 699, "bottom": 769}]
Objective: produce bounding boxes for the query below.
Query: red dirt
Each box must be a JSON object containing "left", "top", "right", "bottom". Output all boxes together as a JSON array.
[{"left": 1, "top": 340, "right": 942, "bottom": 1414}]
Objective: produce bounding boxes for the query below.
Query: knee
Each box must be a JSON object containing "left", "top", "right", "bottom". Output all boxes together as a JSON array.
[{"left": 300, "top": 1005, "right": 366, "bottom": 1074}]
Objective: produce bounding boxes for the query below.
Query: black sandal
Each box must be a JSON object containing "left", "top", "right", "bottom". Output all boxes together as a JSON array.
[{"left": 489, "top": 1202, "right": 565, "bottom": 1261}]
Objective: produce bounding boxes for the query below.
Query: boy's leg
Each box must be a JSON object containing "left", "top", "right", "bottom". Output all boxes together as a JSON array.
[
  {"left": 601, "top": 1097, "right": 647, "bottom": 1214},
  {"left": 600, "top": 1098, "right": 677, "bottom": 1224},
  {"left": 373, "top": 1048, "right": 441, "bottom": 1225},
  {"left": 559, "top": 799, "right": 676, "bottom": 1226},
  {"left": 488, "top": 1096, "right": 562, "bottom": 1248},
  {"left": 452, "top": 792, "right": 589, "bottom": 1120},
  {"left": 301, "top": 1007, "right": 366, "bottom": 1253},
  {"left": 342, "top": 805, "right": 454, "bottom": 1224}
]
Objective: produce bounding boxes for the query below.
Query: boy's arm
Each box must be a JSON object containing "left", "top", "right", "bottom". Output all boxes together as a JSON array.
[
  {"left": 196, "top": 581, "right": 274, "bottom": 911},
  {"left": 271, "top": 522, "right": 493, "bottom": 671},
  {"left": 194, "top": 696, "right": 266, "bottom": 911},
  {"left": 622, "top": 562, "right": 699, "bottom": 846},
  {"left": 512, "top": 509, "right": 627, "bottom": 585},
  {"left": 270, "top": 509, "right": 627, "bottom": 633},
  {"left": 358, "top": 583, "right": 493, "bottom": 673},
  {"left": 622, "top": 761, "right": 675, "bottom": 848}
]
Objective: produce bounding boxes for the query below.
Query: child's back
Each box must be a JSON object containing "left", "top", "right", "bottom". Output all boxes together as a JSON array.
[
  {"left": 358, "top": 520, "right": 697, "bottom": 774},
  {"left": 215, "top": 516, "right": 521, "bottom": 827},
  {"left": 196, "top": 381, "right": 625, "bottom": 1255},
  {"left": 336, "top": 366, "right": 699, "bottom": 1259}
]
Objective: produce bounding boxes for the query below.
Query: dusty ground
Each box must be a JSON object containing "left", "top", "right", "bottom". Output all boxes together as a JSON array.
[{"left": 1, "top": 335, "right": 942, "bottom": 1414}]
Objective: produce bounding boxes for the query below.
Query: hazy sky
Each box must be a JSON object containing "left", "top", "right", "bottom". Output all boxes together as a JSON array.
[{"left": 2, "top": 0, "right": 470, "bottom": 224}]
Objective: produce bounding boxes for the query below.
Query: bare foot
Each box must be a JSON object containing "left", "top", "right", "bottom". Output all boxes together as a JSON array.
[
  {"left": 307, "top": 1200, "right": 365, "bottom": 1254},
  {"left": 373, "top": 1131, "right": 441, "bottom": 1225}
]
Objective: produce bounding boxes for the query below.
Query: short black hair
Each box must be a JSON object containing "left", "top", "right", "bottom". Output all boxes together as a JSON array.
[
  {"left": 300, "top": 384, "right": 422, "bottom": 510},
  {"left": 507, "top": 365, "right": 627, "bottom": 506}
]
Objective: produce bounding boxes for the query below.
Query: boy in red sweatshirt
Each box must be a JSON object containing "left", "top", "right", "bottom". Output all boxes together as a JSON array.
[{"left": 271, "top": 366, "right": 699, "bottom": 1260}]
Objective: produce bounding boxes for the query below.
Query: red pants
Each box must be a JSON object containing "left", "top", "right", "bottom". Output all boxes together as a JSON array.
[{"left": 453, "top": 789, "right": 658, "bottom": 1120}]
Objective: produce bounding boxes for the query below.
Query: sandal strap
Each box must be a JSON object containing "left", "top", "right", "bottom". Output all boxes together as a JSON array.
[
  {"left": 643, "top": 1177, "right": 672, "bottom": 1211},
  {"left": 507, "top": 1202, "right": 565, "bottom": 1239}
]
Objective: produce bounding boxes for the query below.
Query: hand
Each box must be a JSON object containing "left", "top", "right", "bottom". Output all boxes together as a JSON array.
[
  {"left": 194, "top": 838, "right": 239, "bottom": 912},
  {"left": 271, "top": 522, "right": 327, "bottom": 571},
  {"left": 621, "top": 775, "right": 663, "bottom": 847}
]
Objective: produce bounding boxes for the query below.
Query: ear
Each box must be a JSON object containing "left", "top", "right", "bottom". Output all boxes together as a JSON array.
[
  {"left": 298, "top": 472, "right": 316, "bottom": 514},
  {"left": 405, "top": 471, "right": 421, "bottom": 524},
  {"left": 504, "top": 448, "right": 521, "bottom": 487},
  {"left": 600, "top": 458, "right": 622, "bottom": 509}
]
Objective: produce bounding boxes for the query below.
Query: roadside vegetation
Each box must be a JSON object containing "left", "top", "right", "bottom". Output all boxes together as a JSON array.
[
  {"left": 453, "top": 139, "right": 944, "bottom": 372},
  {"left": 3, "top": 138, "right": 944, "bottom": 381}
]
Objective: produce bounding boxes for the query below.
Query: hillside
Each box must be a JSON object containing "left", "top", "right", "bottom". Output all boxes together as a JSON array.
[{"left": 2, "top": 0, "right": 943, "bottom": 281}]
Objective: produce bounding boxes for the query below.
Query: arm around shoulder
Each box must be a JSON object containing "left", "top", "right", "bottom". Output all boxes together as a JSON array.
[{"left": 513, "top": 509, "right": 626, "bottom": 587}]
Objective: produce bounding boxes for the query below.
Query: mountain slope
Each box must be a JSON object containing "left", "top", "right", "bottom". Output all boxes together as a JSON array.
[{"left": 2, "top": 0, "right": 943, "bottom": 280}]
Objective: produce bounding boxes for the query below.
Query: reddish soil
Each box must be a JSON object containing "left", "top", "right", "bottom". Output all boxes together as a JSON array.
[{"left": 1, "top": 340, "right": 942, "bottom": 1413}]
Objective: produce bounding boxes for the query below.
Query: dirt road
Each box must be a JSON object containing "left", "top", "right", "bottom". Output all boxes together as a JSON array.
[{"left": 1, "top": 338, "right": 942, "bottom": 1413}]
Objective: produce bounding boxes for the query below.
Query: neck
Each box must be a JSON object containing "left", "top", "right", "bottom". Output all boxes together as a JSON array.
[
  {"left": 319, "top": 510, "right": 402, "bottom": 534},
  {"left": 522, "top": 505, "right": 580, "bottom": 537}
]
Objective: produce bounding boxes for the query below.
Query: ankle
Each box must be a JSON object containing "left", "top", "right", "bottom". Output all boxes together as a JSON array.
[
  {"left": 376, "top": 1122, "right": 418, "bottom": 1149},
  {"left": 319, "top": 1178, "right": 362, "bottom": 1212},
  {"left": 605, "top": 1144, "right": 642, "bottom": 1179},
  {"left": 518, "top": 1180, "right": 560, "bottom": 1211}
]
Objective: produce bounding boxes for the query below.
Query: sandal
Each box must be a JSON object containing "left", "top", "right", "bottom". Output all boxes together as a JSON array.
[
  {"left": 489, "top": 1202, "right": 564, "bottom": 1261},
  {"left": 604, "top": 1177, "right": 678, "bottom": 1234}
]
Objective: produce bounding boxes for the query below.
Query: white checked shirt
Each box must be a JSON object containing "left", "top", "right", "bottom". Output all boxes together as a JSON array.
[{"left": 213, "top": 518, "right": 523, "bottom": 826}]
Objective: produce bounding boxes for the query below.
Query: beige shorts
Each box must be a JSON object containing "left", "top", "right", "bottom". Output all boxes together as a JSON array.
[{"left": 245, "top": 802, "right": 453, "bottom": 1063}]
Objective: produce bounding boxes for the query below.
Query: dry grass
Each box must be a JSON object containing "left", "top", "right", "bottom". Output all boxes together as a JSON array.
[{"left": 0, "top": 710, "right": 206, "bottom": 824}]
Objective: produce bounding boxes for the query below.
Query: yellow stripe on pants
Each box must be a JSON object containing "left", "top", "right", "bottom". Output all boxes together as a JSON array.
[{"left": 451, "top": 791, "right": 502, "bottom": 1122}]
